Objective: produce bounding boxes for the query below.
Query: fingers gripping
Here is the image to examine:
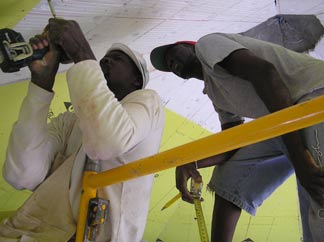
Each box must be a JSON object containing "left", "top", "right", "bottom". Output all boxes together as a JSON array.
[{"left": 175, "top": 163, "right": 203, "bottom": 203}]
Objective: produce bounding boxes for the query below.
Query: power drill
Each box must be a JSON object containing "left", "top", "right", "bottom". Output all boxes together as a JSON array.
[{"left": 0, "top": 28, "right": 47, "bottom": 73}]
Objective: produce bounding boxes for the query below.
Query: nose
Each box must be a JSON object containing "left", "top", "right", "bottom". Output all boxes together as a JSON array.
[
  {"left": 100, "top": 56, "right": 111, "bottom": 66},
  {"left": 100, "top": 56, "right": 112, "bottom": 76}
]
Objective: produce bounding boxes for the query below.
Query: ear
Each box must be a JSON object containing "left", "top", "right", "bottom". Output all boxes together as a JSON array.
[{"left": 133, "top": 77, "right": 143, "bottom": 89}]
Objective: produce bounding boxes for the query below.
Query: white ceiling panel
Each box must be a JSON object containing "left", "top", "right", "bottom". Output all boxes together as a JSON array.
[
  {"left": 1, "top": 0, "right": 276, "bottom": 85},
  {"left": 3, "top": 0, "right": 324, "bottom": 132}
]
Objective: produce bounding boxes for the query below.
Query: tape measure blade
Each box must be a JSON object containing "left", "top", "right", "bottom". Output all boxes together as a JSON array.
[{"left": 194, "top": 198, "right": 210, "bottom": 242}]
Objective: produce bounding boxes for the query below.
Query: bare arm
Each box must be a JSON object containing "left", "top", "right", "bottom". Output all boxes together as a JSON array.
[
  {"left": 194, "top": 120, "right": 243, "bottom": 168},
  {"left": 176, "top": 119, "right": 243, "bottom": 203},
  {"left": 47, "top": 18, "right": 96, "bottom": 64},
  {"left": 29, "top": 33, "right": 60, "bottom": 91},
  {"left": 218, "top": 49, "right": 324, "bottom": 207}
]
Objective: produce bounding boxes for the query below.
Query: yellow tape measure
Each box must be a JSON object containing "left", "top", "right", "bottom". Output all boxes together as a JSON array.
[
  {"left": 190, "top": 179, "right": 210, "bottom": 242},
  {"left": 193, "top": 198, "right": 210, "bottom": 242}
]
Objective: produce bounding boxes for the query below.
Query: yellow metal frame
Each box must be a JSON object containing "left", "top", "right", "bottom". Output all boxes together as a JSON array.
[{"left": 76, "top": 95, "right": 324, "bottom": 241}]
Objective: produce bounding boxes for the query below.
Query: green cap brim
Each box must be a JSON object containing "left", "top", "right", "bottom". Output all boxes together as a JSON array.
[
  {"left": 150, "top": 43, "right": 176, "bottom": 72},
  {"left": 150, "top": 41, "right": 197, "bottom": 72}
]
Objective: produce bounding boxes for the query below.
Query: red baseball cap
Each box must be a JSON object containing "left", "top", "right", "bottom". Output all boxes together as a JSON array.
[{"left": 150, "top": 41, "right": 196, "bottom": 72}]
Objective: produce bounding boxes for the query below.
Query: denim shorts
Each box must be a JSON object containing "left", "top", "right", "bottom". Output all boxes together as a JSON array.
[
  {"left": 207, "top": 137, "right": 291, "bottom": 215},
  {"left": 207, "top": 119, "right": 324, "bottom": 242}
]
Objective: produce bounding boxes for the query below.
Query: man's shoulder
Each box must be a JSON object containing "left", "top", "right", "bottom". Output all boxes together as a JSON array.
[
  {"left": 122, "top": 89, "right": 163, "bottom": 105},
  {"left": 121, "top": 89, "right": 165, "bottom": 125},
  {"left": 197, "top": 33, "right": 238, "bottom": 43},
  {"left": 196, "top": 33, "right": 245, "bottom": 68}
]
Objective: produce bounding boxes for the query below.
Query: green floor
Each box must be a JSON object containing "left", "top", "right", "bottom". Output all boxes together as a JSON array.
[{"left": 0, "top": 78, "right": 302, "bottom": 241}]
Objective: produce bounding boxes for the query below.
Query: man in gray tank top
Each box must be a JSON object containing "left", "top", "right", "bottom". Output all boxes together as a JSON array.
[{"left": 150, "top": 34, "right": 324, "bottom": 242}]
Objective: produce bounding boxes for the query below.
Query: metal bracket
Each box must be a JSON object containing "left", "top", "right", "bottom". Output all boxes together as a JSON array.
[{"left": 84, "top": 197, "right": 109, "bottom": 242}]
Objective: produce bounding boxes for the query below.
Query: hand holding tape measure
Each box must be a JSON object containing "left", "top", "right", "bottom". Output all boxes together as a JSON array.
[{"left": 161, "top": 177, "right": 210, "bottom": 242}]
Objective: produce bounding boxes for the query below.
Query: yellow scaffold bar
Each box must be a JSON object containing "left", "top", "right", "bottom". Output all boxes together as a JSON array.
[
  {"left": 76, "top": 95, "right": 324, "bottom": 241},
  {"left": 87, "top": 95, "right": 324, "bottom": 188}
]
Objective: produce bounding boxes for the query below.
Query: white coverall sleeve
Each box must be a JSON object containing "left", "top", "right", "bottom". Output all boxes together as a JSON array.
[
  {"left": 66, "top": 60, "right": 162, "bottom": 161},
  {"left": 2, "top": 83, "right": 75, "bottom": 190}
]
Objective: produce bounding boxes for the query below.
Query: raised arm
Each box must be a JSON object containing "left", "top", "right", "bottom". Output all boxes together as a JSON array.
[
  {"left": 47, "top": 18, "right": 164, "bottom": 161},
  {"left": 3, "top": 33, "right": 71, "bottom": 190}
]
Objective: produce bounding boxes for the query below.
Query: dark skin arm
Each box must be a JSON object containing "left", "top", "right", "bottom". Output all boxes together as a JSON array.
[
  {"left": 47, "top": 18, "right": 96, "bottom": 63},
  {"left": 29, "top": 33, "right": 61, "bottom": 92},
  {"left": 218, "top": 48, "right": 324, "bottom": 207},
  {"left": 29, "top": 18, "right": 96, "bottom": 91},
  {"left": 176, "top": 120, "right": 243, "bottom": 203}
]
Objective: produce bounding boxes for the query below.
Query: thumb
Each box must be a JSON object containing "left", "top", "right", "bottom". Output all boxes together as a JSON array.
[{"left": 190, "top": 169, "right": 203, "bottom": 183}]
